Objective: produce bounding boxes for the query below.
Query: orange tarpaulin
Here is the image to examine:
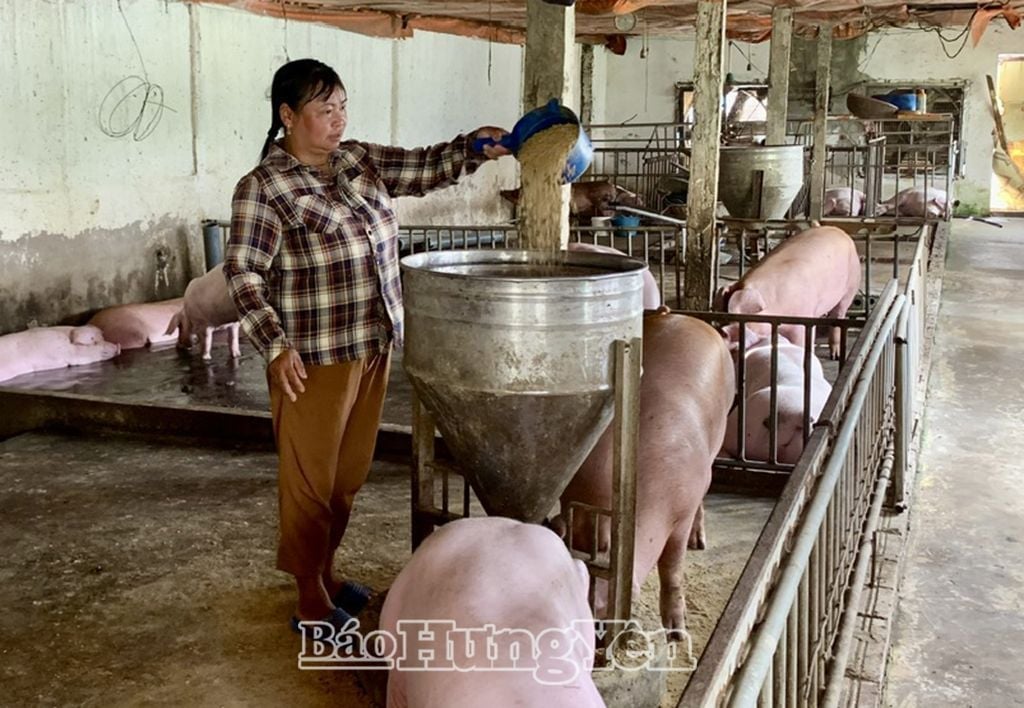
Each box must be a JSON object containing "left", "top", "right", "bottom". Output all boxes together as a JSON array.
[
  {"left": 187, "top": 0, "right": 1024, "bottom": 45},
  {"left": 971, "top": 6, "right": 1022, "bottom": 46}
]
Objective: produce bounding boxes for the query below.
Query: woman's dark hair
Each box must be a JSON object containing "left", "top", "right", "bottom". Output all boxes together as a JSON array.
[{"left": 260, "top": 59, "right": 346, "bottom": 160}]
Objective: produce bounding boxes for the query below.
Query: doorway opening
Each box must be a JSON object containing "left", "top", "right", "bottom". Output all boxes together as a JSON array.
[{"left": 991, "top": 54, "right": 1024, "bottom": 213}]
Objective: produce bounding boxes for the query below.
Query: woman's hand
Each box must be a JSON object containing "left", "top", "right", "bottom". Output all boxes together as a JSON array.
[
  {"left": 269, "top": 348, "right": 307, "bottom": 403},
  {"left": 473, "top": 126, "right": 512, "bottom": 159}
]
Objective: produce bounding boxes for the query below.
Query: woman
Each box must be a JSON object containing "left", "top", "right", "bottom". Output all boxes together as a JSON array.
[{"left": 224, "top": 58, "right": 509, "bottom": 632}]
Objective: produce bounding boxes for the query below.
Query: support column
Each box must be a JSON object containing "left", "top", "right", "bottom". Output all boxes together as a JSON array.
[
  {"left": 809, "top": 26, "right": 832, "bottom": 221},
  {"left": 683, "top": 0, "right": 727, "bottom": 312},
  {"left": 523, "top": 0, "right": 575, "bottom": 248},
  {"left": 766, "top": 6, "right": 793, "bottom": 146},
  {"left": 580, "top": 43, "right": 595, "bottom": 126}
]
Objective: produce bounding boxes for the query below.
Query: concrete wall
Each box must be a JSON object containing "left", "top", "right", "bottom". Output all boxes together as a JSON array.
[
  {"left": 597, "top": 36, "right": 771, "bottom": 124},
  {"left": 599, "top": 24, "right": 1024, "bottom": 212},
  {"left": 0, "top": 0, "right": 523, "bottom": 334}
]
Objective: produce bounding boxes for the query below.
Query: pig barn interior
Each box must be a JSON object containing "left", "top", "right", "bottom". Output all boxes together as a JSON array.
[{"left": 1, "top": 1, "right": 1023, "bottom": 707}]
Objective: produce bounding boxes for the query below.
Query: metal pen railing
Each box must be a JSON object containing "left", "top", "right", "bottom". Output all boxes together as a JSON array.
[
  {"left": 397, "top": 223, "right": 686, "bottom": 309},
  {"left": 678, "top": 219, "right": 936, "bottom": 706},
  {"left": 823, "top": 137, "right": 886, "bottom": 217},
  {"left": 677, "top": 281, "right": 901, "bottom": 706},
  {"left": 716, "top": 220, "right": 925, "bottom": 319},
  {"left": 892, "top": 228, "right": 930, "bottom": 508},
  {"left": 726, "top": 283, "right": 902, "bottom": 706}
]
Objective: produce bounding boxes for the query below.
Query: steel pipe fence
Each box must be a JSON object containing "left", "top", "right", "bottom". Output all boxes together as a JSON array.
[
  {"left": 678, "top": 223, "right": 935, "bottom": 705},
  {"left": 715, "top": 219, "right": 926, "bottom": 319},
  {"left": 822, "top": 137, "right": 887, "bottom": 217},
  {"left": 892, "top": 228, "right": 930, "bottom": 509},
  {"left": 584, "top": 122, "right": 691, "bottom": 212},
  {"left": 202, "top": 219, "right": 686, "bottom": 308},
  {"left": 670, "top": 311, "right": 859, "bottom": 489},
  {"left": 397, "top": 223, "right": 686, "bottom": 309},
  {"left": 676, "top": 281, "right": 903, "bottom": 707},
  {"left": 729, "top": 286, "right": 902, "bottom": 707},
  {"left": 583, "top": 120, "right": 818, "bottom": 216}
]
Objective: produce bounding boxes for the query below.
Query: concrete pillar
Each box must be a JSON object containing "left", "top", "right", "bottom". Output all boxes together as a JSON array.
[
  {"left": 523, "top": 0, "right": 575, "bottom": 248},
  {"left": 766, "top": 7, "right": 793, "bottom": 146},
  {"left": 683, "top": 0, "right": 727, "bottom": 312},
  {"left": 523, "top": 0, "right": 575, "bottom": 110},
  {"left": 580, "top": 43, "right": 594, "bottom": 126},
  {"left": 809, "top": 26, "right": 832, "bottom": 221}
]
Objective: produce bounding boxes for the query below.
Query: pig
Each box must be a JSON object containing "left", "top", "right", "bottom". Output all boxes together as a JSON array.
[
  {"left": 877, "top": 186, "right": 949, "bottom": 218},
  {"left": 501, "top": 181, "right": 643, "bottom": 220},
  {"left": 164, "top": 264, "right": 241, "bottom": 361},
  {"left": 0, "top": 325, "right": 120, "bottom": 383},
  {"left": 87, "top": 298, "right": 184, "bottom": 350},
  {"left": 379, "top": 517, "right": 604, "bottom": 708},
  {"left": 555, "top": 310, "right": 734, "bottom": 637},
  {"left": 717, "top": 225, "right": 860, "bottom": 360},
  {"left": 566, "top": 241, "right": 661, "bottom": 309},
  {"left": 823, "top": 187, "right": 865, "bottom": 217},
  {"left": 722, "top": 333, "right": 832, "bottom": 464}
]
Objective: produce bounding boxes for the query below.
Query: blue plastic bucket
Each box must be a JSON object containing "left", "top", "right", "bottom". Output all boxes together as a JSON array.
[{"left": 474, "top": 99, "right": 593, "bottom": 183}]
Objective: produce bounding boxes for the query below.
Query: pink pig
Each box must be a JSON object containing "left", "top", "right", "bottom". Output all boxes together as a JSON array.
[
  {"left": 164, "top": 264, "right": 241, "bottom": 361},
  {"left": 823, "top": 187, "right": 865, "bottom": 216},
  {"left": 555, "top": 310, "right": 734, "bottom": 637},
  {"left": 722, "top": 334, "right": 832, "bottom": 464},
  {"left": 719, "top": 225, "right": 860, "bottom": 360},
  {"left": 0, "top": 325, "right": 120, "bottom": 383},
  {"left": 379, "top": 517, "right": 604, "bottom": 708},
  {"left": 87, "top": 298, "right": 183, "bottom": 350},
  {"left": 877, "top": 187, "right": 948, "bottom": 218}
]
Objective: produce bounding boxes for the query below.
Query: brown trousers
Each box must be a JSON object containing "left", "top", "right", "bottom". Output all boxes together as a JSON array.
[{"left": 269, "top": 347, "right": 391, "bottom": 577}]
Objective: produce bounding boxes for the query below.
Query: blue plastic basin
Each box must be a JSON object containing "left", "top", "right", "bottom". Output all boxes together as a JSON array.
[
  {"left": 611, "top": 214, "right": 641, "bottom": 238},
  {"left": 872, "top": 92, "right": 917, "bottom": 112}
]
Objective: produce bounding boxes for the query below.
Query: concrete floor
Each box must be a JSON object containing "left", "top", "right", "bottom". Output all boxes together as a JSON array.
[
  {"left": 0, "top": 430, "right": 772, "bottom": 706},
  {"left": 885, "top": 219, "right": 1024, "bottom": 707},
  {"left": 0, "top": 310, "right": 779, "bottom": 706},
  {"left": 0, "top": 224, "right": 931, "bottom": 705}
]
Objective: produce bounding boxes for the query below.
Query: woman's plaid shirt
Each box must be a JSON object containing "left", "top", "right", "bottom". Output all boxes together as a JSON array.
[{"left": 225, "top": 137, "right": 483, "bottom": 365}]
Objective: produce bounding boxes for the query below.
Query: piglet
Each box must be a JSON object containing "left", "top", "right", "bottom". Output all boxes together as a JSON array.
[
  {"left": 877, "top": 187, "right": 948, "bottom": 218},
  {"left": 165, "top": 264, "right": 241, "bottom": 360},
  {"left": 0, "top": 325, "right": 120, "bottom": 382},
  {"left": 566, "top": 241, "right": 661, "bottom": 309},
  {"left": 88, "top": 298, "right": 183, "bottom": 350},
  {"left": 555, "top": 310, "right": 734, "bottom": 638},
  {"left": 823, "top": 187, "right": 865, "bottom": 217},
  {"left": 722, "top": 333, "right": 832, "bottom": 464},
  {"left": 718, "top": 225, "right": 860, "bottom": 360},
  {"left": 379, "top": 517, "right": 604, "bottom": 708}
]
